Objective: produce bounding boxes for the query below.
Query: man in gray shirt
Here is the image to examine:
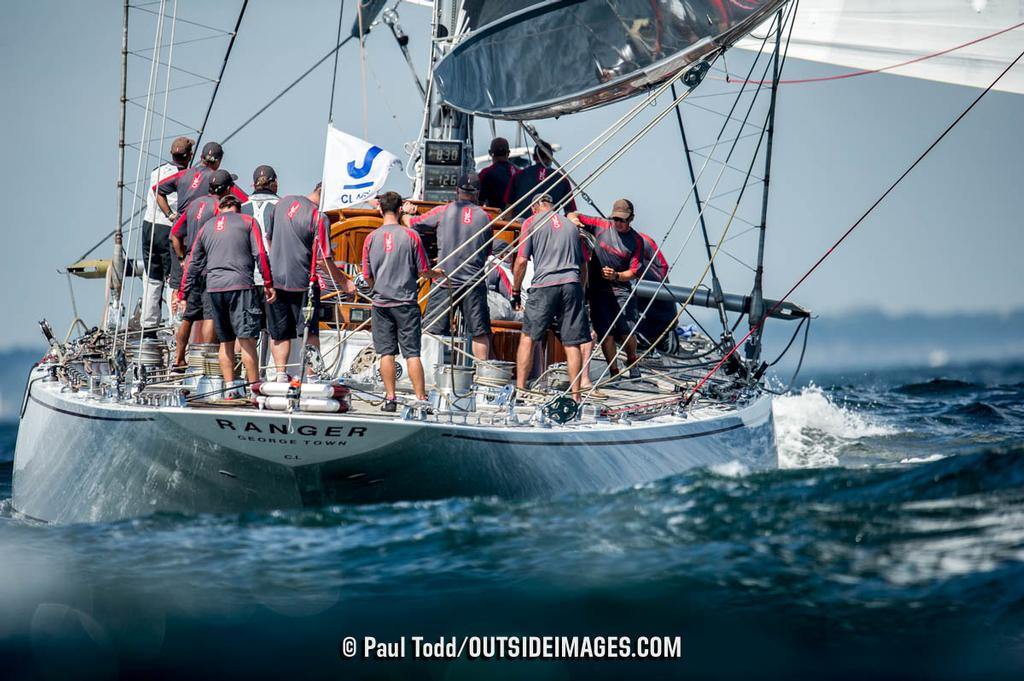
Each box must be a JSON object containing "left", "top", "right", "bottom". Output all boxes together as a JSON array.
[
  {"left": 181, "top": 195, "right": 276, "bottom": 394},
  {"left": 362, "top": 192, "right": 432, "bottom": 410},
  {"left": 264, "top": 181, "right": 352, "bottom": 379},
  {"left": 402, "top": 172, "right": 493, "bottom": 361},
  {"left": 512, "top": 194, "right": 590, "bottom": 401}
]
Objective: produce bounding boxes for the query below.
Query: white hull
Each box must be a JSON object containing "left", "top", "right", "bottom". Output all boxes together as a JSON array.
[{"left": 14, "top": 368, "right": 776, "bottom": 523}]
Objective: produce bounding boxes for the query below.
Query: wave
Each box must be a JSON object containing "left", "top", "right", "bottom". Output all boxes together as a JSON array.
[
  {"left": 894, "top": 378, "right": 980, "bottom": 395},
  {"left": 939, "top": 401, "right": 1007, "bottom": 423},
  {"left": 773, "top": 385, "right": 899, "bottom": 468}
]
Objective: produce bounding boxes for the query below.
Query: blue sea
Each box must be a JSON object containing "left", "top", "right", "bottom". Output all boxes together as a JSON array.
[{"left": 1, "top": 360, "right": 1022, "bottom": 680}]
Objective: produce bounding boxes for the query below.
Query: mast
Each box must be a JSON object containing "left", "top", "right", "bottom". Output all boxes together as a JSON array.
[
  {"left": 747, "top": 9, "right": 784, "bottom": 367},
  {"left": 111, "top": 0, "right": 129, "bottom": 304},
  {"left": 414, "top": 0, "right": 474, "bottom": 201}
]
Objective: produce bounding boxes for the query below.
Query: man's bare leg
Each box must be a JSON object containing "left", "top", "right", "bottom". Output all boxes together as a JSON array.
[
  {"left": 579, "top": 340, "right": 594, "bottom": 389},
  {"left": 238, "top": 338, "right": 259, "bottom": 385},
  {"left": 624, "top": 335, "right": 638, "bottom": 364},
  {"left": 380, "top": 355, "right": 397, "bottom": 399},
  {"left": 564, "top": 345, "right": 583, "bottom": 402},
  {"left": 601, "top": 336, "right": 620, "bottom": 375},
  {"left": 196, "top": 319, "right": 217, "bottom": 343},
  {"left": 406, "top": 357, "right": 427, "bottom": 401},
  {"left": 471, "top": 334, "right": 490, "bottom": 361},
  {"left": 173, "top": 319, "right": 193, "bottom": 367},
  {"left": 219, "top": 340, "right": 236, "bottom": 383},
  {"left": 270, "top": 339, "right": 291, "bottom": 376},
  {"left": 516, "top": 334, "right": 535, "bottom": 389}
]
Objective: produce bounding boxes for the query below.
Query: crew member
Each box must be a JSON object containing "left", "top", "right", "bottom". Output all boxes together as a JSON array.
[
  {"left": 362, "top": 191, "right": 431, "bottom": 411},
  {"left": 264, "top": 182, "right": 351, "bottom": 379},
  {"left": 485, "top": 238, "right": 519, "bottom": 321},
  {"left": 168, "top": 169, "right": 236, "bottom": 369},
  {"left": 504, "top": 141, "right": 576, "bottom": 216},
  {"left": 141, "top": 136, "right": 193, "bottom": 334},
  {"left": 569, "top": 198, "right": 643, "bottom": 378},
  {"left": 402, "top": 172, "right": 493, "bottom": 361},
  {"left": 155, "top": 141, "right": 247, "bottom": 220},
  {"left": 512, "top": 194, "right": 590, "bottom": 401},
  {"left": 478, "top": 137, "right": 515, "bottom": 210},
  {"left": 181, "top": 195, "right": 275, "bottom": 396},
  {"left": 241, "top": 164, "right": 280, "bottom": 284},
  {"left": 635, "top": 231, "right": 678, "bottom": 346}
]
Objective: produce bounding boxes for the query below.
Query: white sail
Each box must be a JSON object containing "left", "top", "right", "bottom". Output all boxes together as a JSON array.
[{"left": 736, "top": 0, "right": 1024, "bottom": 94}]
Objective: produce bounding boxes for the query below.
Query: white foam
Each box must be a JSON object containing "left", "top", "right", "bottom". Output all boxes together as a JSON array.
[
  {"left": 899, "top": 454, "right": 946, "bottom": 464},
  {"left": 709, "top": 461, "right": 750, "bottom": 478},
  {"left": 773, "top": 385, "right": 899, "bottom": 469}
]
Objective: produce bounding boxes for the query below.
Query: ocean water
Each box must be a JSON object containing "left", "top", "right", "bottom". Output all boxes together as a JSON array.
[{"left": 0, "top": 361, "right": 1022, "bottom": 680}]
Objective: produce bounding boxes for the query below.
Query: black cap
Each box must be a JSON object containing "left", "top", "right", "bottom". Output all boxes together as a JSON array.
[
  {"left": 252, "top": 164, "right": 277, "bottom": 186},
  {"left": 201, "top": 141, "right": 224, "bottom": 162},
  {"left": 489, "top": 137, "right": 510, "bottom": 155},
  {"left": 208, "top": 168, "right": 236, "bottom": 192},
  {"left": 457, "top": 172, "right": 480, "bottom": 193},
  {"left": 533, "top": 141, "right": 554, "bottom": 163}
]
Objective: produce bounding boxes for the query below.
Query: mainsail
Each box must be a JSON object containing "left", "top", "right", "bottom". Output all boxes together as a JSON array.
[
  {"left": 735, "top": 0, "right": 1024, "bottom": 94},
  {"left": 434, "top": 0, "right": 790, "bottom": 119}
]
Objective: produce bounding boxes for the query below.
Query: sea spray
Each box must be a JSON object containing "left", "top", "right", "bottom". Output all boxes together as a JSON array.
[{"left": 773, "top": 384, "right": 899, "bottom": 468}]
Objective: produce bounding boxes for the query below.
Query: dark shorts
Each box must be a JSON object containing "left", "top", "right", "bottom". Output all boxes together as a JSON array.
[
  {"left": 590, "top": 286, "right": 639, "bottom": 341},
  {"left": 208, "top": 288, "right": 265, "bottom": 342},
  {"left": 371, "top": 304, "right": 422, "bottom": 358},
  {"left": 522, "top": 282, "right": 591, "bottom": 346},
  {"left": 141, "top": 221, "right": 173, "bottom": 282},
  {"left": 183, "top": 277, "right": 213, "bottom": 322},
  {"left": 266, "top": 284, "right": 320, "bottom": 341},
  {"left": 423, "top": 282, "right": 491, "bottom": 338}
]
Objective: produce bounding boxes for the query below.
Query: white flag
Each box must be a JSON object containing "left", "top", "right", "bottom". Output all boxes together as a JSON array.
[{"left": 320, "top": 125, "right": 402, "bottom": 210}]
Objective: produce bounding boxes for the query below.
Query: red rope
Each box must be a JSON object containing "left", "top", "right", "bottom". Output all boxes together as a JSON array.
[
  {"left": 717, "top": 20, "right": 1024, "bottom": 86},
  {"left": 687, "top": 43, "right": 1024, "bottom": 402}
]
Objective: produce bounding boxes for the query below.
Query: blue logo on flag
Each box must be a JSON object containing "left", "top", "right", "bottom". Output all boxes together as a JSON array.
[{"left": 344, "top": 146, "right": 383, "bottom": 189}]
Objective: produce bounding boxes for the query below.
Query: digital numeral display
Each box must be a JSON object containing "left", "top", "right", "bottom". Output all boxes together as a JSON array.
[
  {"left": 424, "top": 166, "right": 459, "bottom": 190},
  {"left": 424, "top": 140, "right": 462, "bottom": 166}
]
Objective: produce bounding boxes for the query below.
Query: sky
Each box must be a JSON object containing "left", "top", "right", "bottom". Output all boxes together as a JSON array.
[{"left": 0, "top": 0, "right": 1022, "bottom": 349}]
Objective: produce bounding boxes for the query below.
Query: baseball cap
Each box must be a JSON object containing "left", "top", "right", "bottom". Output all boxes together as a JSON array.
[
  {"left": 489, "top": 137, "right": 510, "bottom": 155},
  {"left": 252, "top": 164, "right": 277, "bottom": 186},
  {"left": 170, "top": 136, "right": 194, "bottom": 156},
  {"left": 533, "top": 141, "right": 554, "bottom": 164},
  {"left": 457, "top": 172, "right": 481, "bottom": 193},
  {"left": 531, "top": 192, "right": 553, "bottom": 205},
  {"left": 491, "top": 237, "right": 513, "bottom": 256},
  {"left": 610, "top": 198, "right": 634, "bottom": 221},
  {"left": 219, "top": 194, "right": 242, "bottom": 210},
  {"left": 208, "top": 168, "right": 237, "bottom": 192},
  {"left": 201, "top": 141, "right": 224, "bottom": 162}
]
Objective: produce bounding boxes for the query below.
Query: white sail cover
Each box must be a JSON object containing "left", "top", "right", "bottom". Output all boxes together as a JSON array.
[{"left": 736, "top": 0, "right": 1024, "bottom": 94}]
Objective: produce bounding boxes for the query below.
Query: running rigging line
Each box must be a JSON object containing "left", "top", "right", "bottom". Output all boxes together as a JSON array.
[{"left": 688, "top": 44, "right": 1024, "bottom": 401}]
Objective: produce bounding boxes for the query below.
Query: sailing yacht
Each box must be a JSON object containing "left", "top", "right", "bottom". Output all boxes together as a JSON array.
[{"left": 16, "top": 0, "right": 1017, "bottom": 523}]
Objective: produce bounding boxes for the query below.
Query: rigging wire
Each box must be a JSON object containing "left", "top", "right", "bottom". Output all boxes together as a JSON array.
[
  {"left": 138, "top": 0, "right": 178, "bottom": 369},
  {"left": 114, "top": 0, "right": 167, "bottom": 344},
  {"left": 193, "top": 0, "right": 249, "bottom": 152},
  {"left": 222, "top": 34, "right": 356, "bottom": 144},
  {"left": 572, "top": 0, "right": 803, "bottom": 405},
  {"left": 688, "top": 43, "right": 1024, "bottom": 402},
  {"left": 327, "top": 0, "right": 347, "bottom": 122}
]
